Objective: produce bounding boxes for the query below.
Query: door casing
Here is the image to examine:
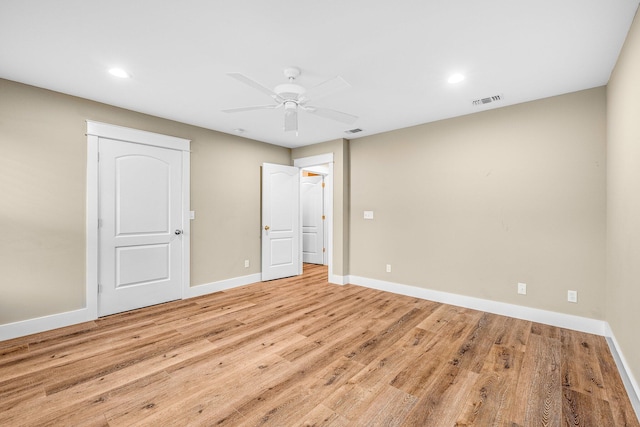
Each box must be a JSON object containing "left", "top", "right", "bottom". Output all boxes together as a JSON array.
[
  {"left": 293, "top": 153, "right": 335, "bottom": 281},
  {"left": 86, "top": 121, "right": 191, "bottom": 319}
]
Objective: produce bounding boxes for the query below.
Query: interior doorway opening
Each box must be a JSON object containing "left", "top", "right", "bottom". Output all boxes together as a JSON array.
[
  {"left": 294, "top": 153, "right": 335, "bottom": 283},
  {"left": 301, "top": 166, "right": 329, "bottom": 266}
]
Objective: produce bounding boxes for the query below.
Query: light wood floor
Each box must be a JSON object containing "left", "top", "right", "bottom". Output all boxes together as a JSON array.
[{"left": 1, "top": 264, "right": 638, "bottom": 426}]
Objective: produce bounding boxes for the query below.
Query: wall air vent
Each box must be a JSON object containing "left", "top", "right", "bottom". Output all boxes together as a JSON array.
[
  {"left": 345, "top": 128, "right": 363, "bottom": 134},
  {"left": 472, "top": 94, "right": 503, "bottom": 106}
]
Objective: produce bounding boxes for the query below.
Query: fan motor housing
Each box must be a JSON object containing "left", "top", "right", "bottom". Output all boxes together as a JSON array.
[
  {"left": 284, "top": 100, "right": 297, "bottom": 110},
  {"left": 275, "top": 83, "right": 305, "bottom": 100}
]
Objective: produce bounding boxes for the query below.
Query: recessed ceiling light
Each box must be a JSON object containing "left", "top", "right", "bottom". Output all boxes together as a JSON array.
[
  {"left": 448, "top": 73, "right": 465, "bottom": 84},
  {"left": 233, "top": 128, "right": 246, "bottom": 133},
  {"left": 108, "top": 68, "right": 131, "bottom": 79}
]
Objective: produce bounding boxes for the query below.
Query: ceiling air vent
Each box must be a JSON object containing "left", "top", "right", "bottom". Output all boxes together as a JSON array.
[
  {"left": 472, "top": 94, "right": 503, "bottom": 106},
  {"left": 345, "top": 128, "right": 363, "bottom": 134}
]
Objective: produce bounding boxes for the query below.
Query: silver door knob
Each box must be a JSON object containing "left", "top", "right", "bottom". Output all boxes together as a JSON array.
[{"left": 175, "top": 229, "right": 183, "bottom": 235}]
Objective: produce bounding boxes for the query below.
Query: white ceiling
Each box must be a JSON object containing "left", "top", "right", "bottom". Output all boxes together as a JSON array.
[{"left": 1, "top": 1, "right": 638, "bottom": 148}]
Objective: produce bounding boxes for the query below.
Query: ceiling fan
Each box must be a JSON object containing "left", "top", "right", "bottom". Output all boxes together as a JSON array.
[{"left": 222, "top": 67, "right": 358, "bottom": 133}]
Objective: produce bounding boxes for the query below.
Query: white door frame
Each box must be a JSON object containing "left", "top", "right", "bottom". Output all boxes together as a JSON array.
[
  {"left": 293, "top": 153, "right": 335, "bottom": 283},
  {"left": 86, "top": 121, "right": 191, "bottom": 319}
]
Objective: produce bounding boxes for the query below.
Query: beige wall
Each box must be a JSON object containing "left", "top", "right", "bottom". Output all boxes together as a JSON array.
[
  {"left": 350, "top": 87, "right": 606, "bottom": 319},
  {"left": 607, "top": 9, "right": 640, "bottom": 390},
  {"left": 291, "top": 139, "right": 350, "bottom": 277},
  {"left": 0, "top": 79, "right": 289, "bottom": 325}
]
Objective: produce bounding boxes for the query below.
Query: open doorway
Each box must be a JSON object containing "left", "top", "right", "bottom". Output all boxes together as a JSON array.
[
  {"left": 294, "top": 153, "right": 334, "bottom": 281},
  {"left": 301, "top": 167, "right": 328, "bottom": 266}
]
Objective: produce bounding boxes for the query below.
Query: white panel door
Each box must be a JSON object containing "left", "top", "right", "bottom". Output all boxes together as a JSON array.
[
  {"left": 301, "top": 175, "right": 324, "bottom": 265},
  {"left": 98, "top": 138, "right": 183, "bottom": 316},
  {"left": 262, "top": 163, "right": 300, "bottom": 281}
]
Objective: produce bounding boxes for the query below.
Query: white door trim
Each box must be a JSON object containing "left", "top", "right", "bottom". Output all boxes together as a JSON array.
[
  {"left": 293, "top": 153, "right": 335, "bottom": 282},
  {"left": 86, "top": 121, "right": 191, "bottom": 319}
]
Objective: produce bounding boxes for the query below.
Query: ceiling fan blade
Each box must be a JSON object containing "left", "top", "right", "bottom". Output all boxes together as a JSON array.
[
  {"left": 303, "top": 105, "right": 358, "bottom": 124},
  {"left": 227, "top": 72, "right": 283, "bottom": 101},
  {"left": 222, "top": 104, "right": 279, "bottom": 113},
  {"left": 284, "top": 106, "right": 298, "bottom": 132},
  {"left": 301, "top": 76, "right": 351, "bottom": 102}
]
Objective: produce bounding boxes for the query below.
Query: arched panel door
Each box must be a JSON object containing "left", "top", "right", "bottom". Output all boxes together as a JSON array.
[
  {"left": 98, "top": 138, "right": 183, "bottom": 316},
  {"left": 261, "top": 163, "right": 300, "bottom": 281}
]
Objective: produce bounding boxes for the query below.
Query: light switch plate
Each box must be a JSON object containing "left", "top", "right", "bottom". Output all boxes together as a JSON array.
[{"left": 364, "top": 211, "right": 374, "bottom": 220}]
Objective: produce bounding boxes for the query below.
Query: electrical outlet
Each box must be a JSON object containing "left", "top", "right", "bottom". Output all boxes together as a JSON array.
[
  {"left": 386, "top": 264, "right": 391, "bottom": 273},
  {"left": 517, "top": 282, "right": 527, "bottom": 295},
  {"left": 568, "top": 290, "right": 578, "bottom": 303},
  {"left": 244, "top": 259, "right": 250, "bottom": 268}
]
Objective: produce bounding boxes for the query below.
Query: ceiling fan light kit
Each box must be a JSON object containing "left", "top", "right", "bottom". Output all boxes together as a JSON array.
[{"left": 223, "top": 66, "right": 358, "bottom": 133}]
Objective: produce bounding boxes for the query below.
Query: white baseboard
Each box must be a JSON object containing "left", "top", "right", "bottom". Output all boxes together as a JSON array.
[
  {"left": 0, "top": 274, "right": 614, "bottom": 342},
  {"left": 329, "top": 274, "right": 347, "bottom": 285},
  {"left": 0, "top": 308, "right": 92, "bottom": 342},
  {"left": 185, "top": 273, "right": 262, "bottom": 298},
  {"left": 347, "top": 275, "right": 606, "bottom": 335},
  {"left": 605, "top": 323, "right": 640, "bottom": 420}
]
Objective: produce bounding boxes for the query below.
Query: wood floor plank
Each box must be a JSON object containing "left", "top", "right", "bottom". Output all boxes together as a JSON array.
[
  {"left": 390, "top": 353, "right": 450, "bottom": 397},
  {"left": 562, "top": 387, "right": 616, "bottom": 427},
  {"left": 350, "top": 384, "right": 418, "bottom": 426},
  {"left": 561, "top": 328, "right": 608, "bottom": 400},
  {"left": 230, "top": 332, "right": 379, "bottom": 424},
  {"left": 324, "top": 383, "right": 384, "bottom": 421},
  {"left": 400, "top": 363, "right": 479, "bottom": 425},
  {"left": 30, "top": 371, "right": 171, "bottom": 427},
  {"left": 0, "top": 264, "right": 637, "bottom": 426},
  {"left": 511, "top": 333, "right": 563, "bottom": 426},
  {"left": 0, "top": 339, "right": 216, "bottom": 423},
  {"left": 451, "top": 312, "right": 509, "bottom": 374},
  {"left": 0, "top": 321, "right": 97, "bottom": 353},
  {"left": 0, "top": 383, "right": 46, "bottom": 425},
  {"left": 364, "top": 326, "right": 439, "bottom": 386},
  {"left": 43, "top": 329, "right": 184, "bottom": 395},
  {"left": 593, "top": 335, "right": 640, "bottom": 426},
  {"left": 531, "top": 321, "right": 562, "bottom": 339},
  {"left": 454, "top": 344, "right": 525, "bottom": 426},
  {"left": 167, "top": 300, "right": 257, "bottom": 329},
  {"left": 300, "top": 403, "right": 351, "bottom": 427},
  {"left": 0, "top": 319, "right": 163, "bottom": 383},
  {"left": 344, "top": 307, "right": 427, "bottom": 365},
  {"left": 119, "top": 353, "right": 291, "bottom": 426},
  {"left": 0, "top": 342, "right": 29, "bottom": 358}
]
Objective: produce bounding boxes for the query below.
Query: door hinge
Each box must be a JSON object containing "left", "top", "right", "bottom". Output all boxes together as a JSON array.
[
  {"left": 98, "top": 284, "right": 102, "bottom": 293},
  {"left": 323, "top": 248, "right": 326, "bottom": 253},
  {"left": 98, "top": 218, "right": 103, "bottom": 228},
  {"left": 322, "top": 215, "right": 326, "bottom": 220},
  {"left": 322, "top": 182, "right": 325, "bottom": 188}
]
